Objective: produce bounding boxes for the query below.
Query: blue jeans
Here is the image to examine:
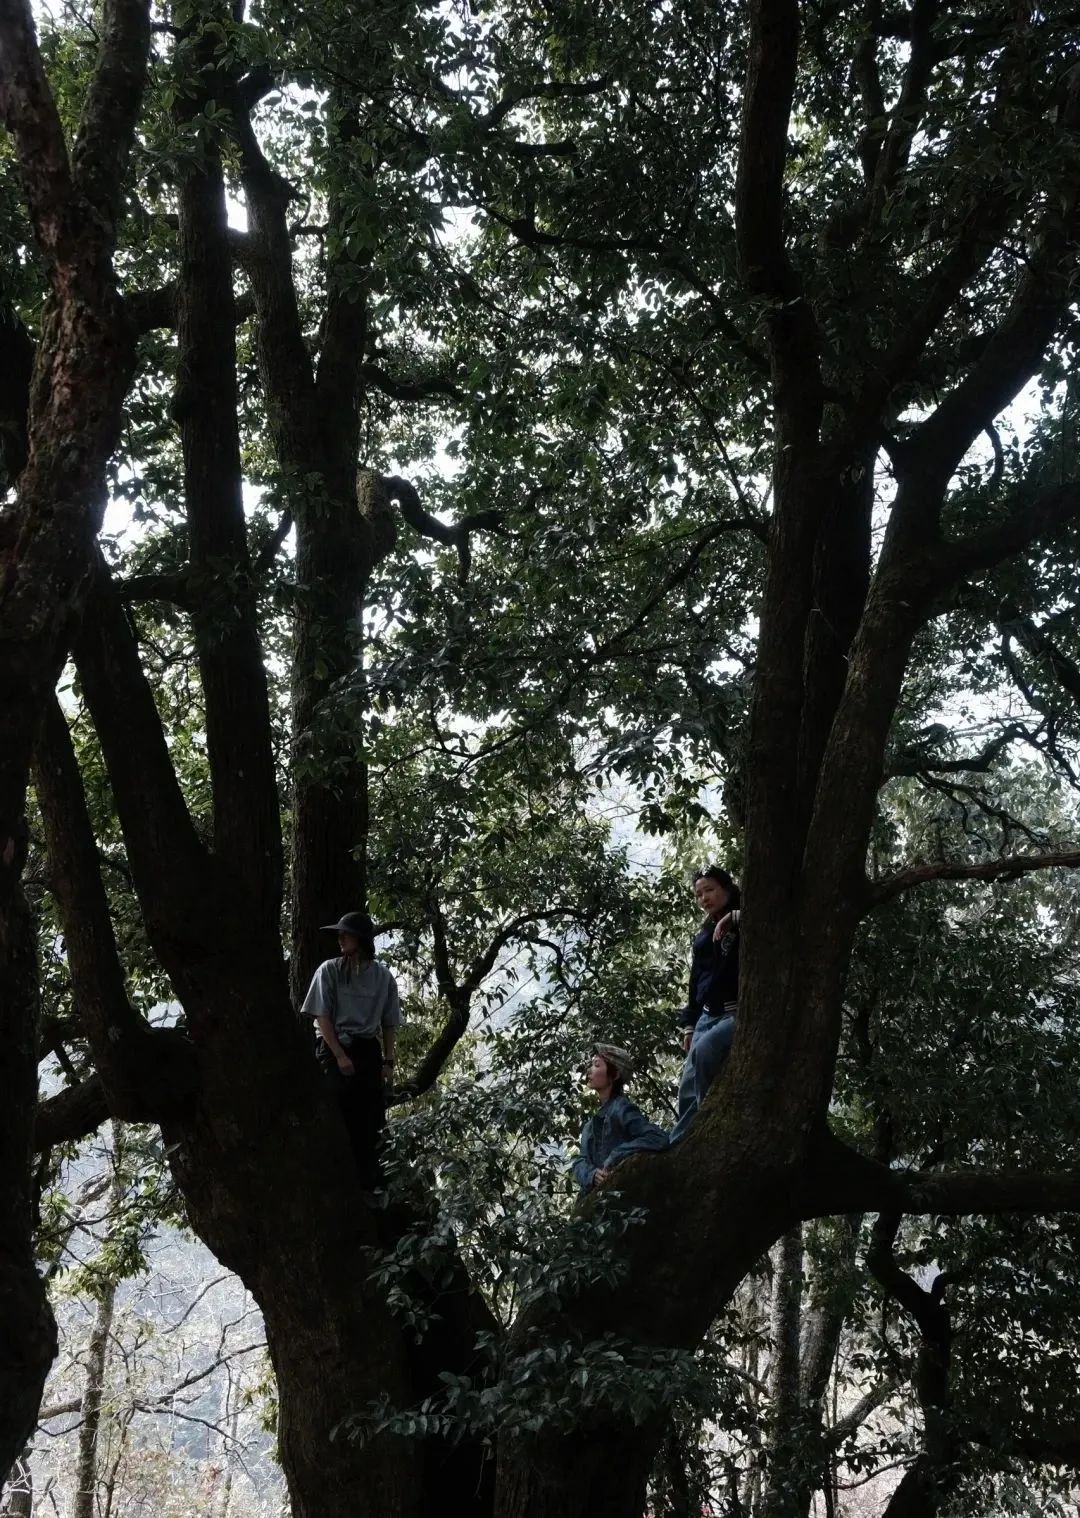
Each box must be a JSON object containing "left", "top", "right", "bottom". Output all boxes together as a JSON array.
[{"left": 670, "top": 1012, "right": 736, "bottom": 1143}]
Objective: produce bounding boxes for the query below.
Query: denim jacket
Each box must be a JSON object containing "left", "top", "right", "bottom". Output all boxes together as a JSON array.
[{"left": 572, "top": 1093, "right": 668, "bottom": 1190}]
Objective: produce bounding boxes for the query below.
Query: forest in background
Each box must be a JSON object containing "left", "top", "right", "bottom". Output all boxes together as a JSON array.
[{"left": 3, "top": 0, "right": 1080, "bottom": 1514}]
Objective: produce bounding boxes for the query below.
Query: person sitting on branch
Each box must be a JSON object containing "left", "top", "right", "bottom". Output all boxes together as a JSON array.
[
  {"left": 670, "top": 865, "right": 741, "bottom": 1143},
  {"left": 301, "top": 911, "right": 401, "bottom": 1193},
  {"left": 572, "top": 1044, "right": 668, "bottom": 1192}
]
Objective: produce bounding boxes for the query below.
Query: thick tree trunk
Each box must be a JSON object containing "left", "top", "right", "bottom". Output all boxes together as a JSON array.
[
  {"left": 496, "top": 1425, "right": 656, "bottom": 1518},
  {"left": 879, "top": 1457, "right": 937, "bottom": 1518},
  {"left": 0, "top": 1, "right": 150, "bottom": 1485},
  {"left": 70, "top": 546, "right": 497, "bottom": 1516},
  {"left": 288, "top": 511, "right": 372, "bottom": 998},
  {"left": 0, "top": 891, "right": 56, "bottom": 1488},
  {"left": 175, "top": 108, "right": 282, "bottom": 931},
  {"left": 493, "top": 1124, "right": 799, "bottom": 1518}
]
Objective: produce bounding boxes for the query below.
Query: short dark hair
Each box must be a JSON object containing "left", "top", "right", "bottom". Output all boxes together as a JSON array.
[{"left": 693, "top": 864, "right": 742, "bottom": 911}]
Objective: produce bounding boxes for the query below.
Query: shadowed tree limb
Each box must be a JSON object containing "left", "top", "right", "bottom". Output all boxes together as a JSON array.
[
  {"left": 34, "top": 1077, "right": 111, "bottom": 1153},
  {"left": 380, "top": 473, "right": 503, "bottom": 585},
  {"left": 0, "top": 0, "right": 152, "bottom": 1486},
  {"left": 33, "top": 694, "right": 199, "bottom": 1123},
  {"left": 867, "top": 849, "right": 1080, "bottom": 907},
  {"left": 395, "top": 904, "right": 591, "bottom": 1102},
  {"left": 884, "top": 724, "right": 1026, "bottom": 781},
  {"left": 802, "top": 1131, "right": 1080, "bottom": 1221}
]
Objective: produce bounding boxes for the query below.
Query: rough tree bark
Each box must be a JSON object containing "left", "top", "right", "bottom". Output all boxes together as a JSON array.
[
  {"left": 0, "top": 0, "right": 150, "bottom": 1486},
  {"left": 490, "top": 5, "right": 1080, "bottom": 1514},
  {"left": 27, "top": 12, "right": 501, "bottom": 1513}
]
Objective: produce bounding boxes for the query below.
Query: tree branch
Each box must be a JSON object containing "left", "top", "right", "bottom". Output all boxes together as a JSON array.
[
  {"left": 34, "top": 1076, "right": 110, "bottom": 1152},
  {"left": 360, "top": 363, "right": 463, "bottom": 405},
  {"left": 313, "top": 103, "right": 369, "bottom": 435},
  {"left": 380, "top": 473, "right": 503, "bottom": 585},
  {"left": 908, "top": 123, "right": 1080, "bottom": 513},
  {"left": 477, "top": 77, "right": 611, "bottom": 131},
  {"left": 802, "top": 1131, "right": 1080, "bottom": 1220},
  {"left": 868, "top": 848, "right": 1080, "bottom": 907},
  {"left": 934, "top": 484, "right": 1080, "bottom": 588},
  {"left": 34, "top": 694, "right": 199, "bottom": 1123},
  {"left": 71, "top": 0, "right": 152, "bottom": 232},
  {"left": 125, "top": 283, "right": 255, "bottom": 334},
  {"left": 884, "top": 724, "right": 1027, "bottom": 781},
  {"left": 394, "top": 907, "right": 587, "bottom": 1102},
  {"left": 970, "top": 1420, "right": 1080, "bottom": 1471},
  {"left": 73, "top": 559, "right": 215, "bottom": 943},
  {"left": 0, "top": 0, "right": 78, "bottom": 269},
  {"left": 851, "top": 2, "right": 886, "bottom": 185},
  {"left": 175, "top": 39, "right": 282, "bottom": 922},
  {"left": 736, "top": 0, "right": 823, "bottom": 409},
  {"left": 475, "top": 517, "right": 754, "bottom": 760},
  {"left": 998, "top": 607, "right": 1080, "bottom": 711},
  {"left": 230, "top": 98, "right": 317, "bottom": 472},
  {"left": 866, "top": 0, "right": 940, "bottom": 228},
  {"left": 826, "top": 1378, "right": 898, "bottom": 1447},
  {"left": 115, "top": 571, "right": 191, "bottom": 608},
  {"left": 484, "top": 207, "right": 765, "bottom": 373}
]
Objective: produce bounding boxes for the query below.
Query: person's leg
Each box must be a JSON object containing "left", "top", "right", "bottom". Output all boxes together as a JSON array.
[
  {"left": 343, "top": 1039, "right": 385, "bottom": 1191},
  {"left": 670, "top": 1015, "right": 717, "bottom": 1144},
  {"left": 670, "top": 1014, "right": 735, "bottom": 1143},
  {"left": 691, "top": 1013, "right": 736, "bottom": 1109}
]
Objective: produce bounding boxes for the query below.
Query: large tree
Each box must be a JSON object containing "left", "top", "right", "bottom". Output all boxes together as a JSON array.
[{"left": 4, "top": 2, "right": 1080, "bottom": 1516}]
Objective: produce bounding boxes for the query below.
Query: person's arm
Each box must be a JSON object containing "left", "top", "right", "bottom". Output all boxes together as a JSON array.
[
  {"left": 302, "top": 965, "right": 352, "bottom": 1073},
  {"left": 604, "top": 1100, "right": 669, "bottom": 1170},
  {"left": 316, "top": 1016, "right": 353, "bottom": 1073},
  {"left": 571, "top": 1155, "right": 597, "bottom": 1190},
  {"left": 380, "top": 971, "right": 401, "bottom": 1079},
  {"left": 679, "top": 933, "right": 706, "bottom": 1049},
  {"left": 571, "top": 1116, "right": 599, "bottom": 1191}
]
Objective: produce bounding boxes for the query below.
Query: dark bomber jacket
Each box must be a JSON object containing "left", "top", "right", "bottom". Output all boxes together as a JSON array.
[{"left": 678, "top": 919, "right": 740, "bottom": 1030}]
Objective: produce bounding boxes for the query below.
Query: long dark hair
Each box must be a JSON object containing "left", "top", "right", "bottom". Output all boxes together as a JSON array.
[
  {"left": 339, "top": 928, "right": 376, "bottom": 983},
  {"left": 693, "top": 864, "right": 742, "bottom": 912}
]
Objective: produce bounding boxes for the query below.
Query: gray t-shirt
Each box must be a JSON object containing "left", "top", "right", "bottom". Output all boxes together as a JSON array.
[{"left": 301, "top": 958, "right": 402, "bottom": 1045}]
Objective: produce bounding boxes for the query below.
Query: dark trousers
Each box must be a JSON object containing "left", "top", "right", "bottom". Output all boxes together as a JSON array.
[{"left": 320, "top": 1037, "right": 386, "bottom": 1189}]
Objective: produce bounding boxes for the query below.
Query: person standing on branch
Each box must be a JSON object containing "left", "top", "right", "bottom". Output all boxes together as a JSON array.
[
  {"left": 572, "top": 1044, "right": 668, "bottom": 1192},
  {"left": 670, "top": 866, "right": 741, "bottom": 1143},
  {"left": 301, "top": 911, "right": 401, "bottom": 1192}
]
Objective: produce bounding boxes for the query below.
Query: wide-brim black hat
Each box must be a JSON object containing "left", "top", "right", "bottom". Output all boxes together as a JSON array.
[{"left": 321, "top": 911, "right": 376, "bottom": 938}]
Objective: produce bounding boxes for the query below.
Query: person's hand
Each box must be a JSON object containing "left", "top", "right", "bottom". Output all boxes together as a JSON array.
[
  {"left": 382, "top": 1059, "right": 395, "bottom": 1090},
  {"left": 593, "top": 1167, "right": 612, "bottom": 1188},
  {"left": 681, "top": 1028, "right": 694, "bottom": 1054},
  {"left": 713, "top": 912, "right": 733, "bottom": 941},
  {"left": 335, "top": 1051, "right": 355, "bottom": 1076}
]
